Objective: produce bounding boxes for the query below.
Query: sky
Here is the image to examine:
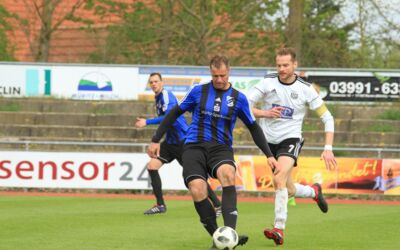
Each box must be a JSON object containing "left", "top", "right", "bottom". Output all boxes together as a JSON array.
[
  {"left": 267, "top": 0, "right": 400, "bottom": 47},
  {"left": 340, "top": 0, "right": 400, "bottom": 45}
]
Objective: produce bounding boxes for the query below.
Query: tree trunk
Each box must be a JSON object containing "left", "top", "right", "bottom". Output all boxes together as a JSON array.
[
  {"left": 287, "top": 0, "right": 304, "bottom": 60},
  {"left": 35, "top": 0, "right": 55, "bottom": 62}
]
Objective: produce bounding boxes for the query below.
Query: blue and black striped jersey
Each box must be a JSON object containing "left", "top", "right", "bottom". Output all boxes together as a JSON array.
[
  {"left": 179, "top": 82, "right": 256, "bottom": 147},
  {"left": 146, "top": 89, "right": 188, "bottom": 144}
]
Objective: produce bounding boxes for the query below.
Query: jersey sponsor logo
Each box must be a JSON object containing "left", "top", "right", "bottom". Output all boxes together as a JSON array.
[
  {"left": 215, "top": 97, "right": 221, "bottom": 102},
  {"left": 272, "top": 103, "right": 294, "bottom": 119},
  {"left": 226, "top": 95, "right": 234, "bottom": 107},
  {"left": 291, "top": 92, "right": 298, "bottom": 99},
  {"left": 214, "top": 103, "right": 221, "bottom": 112},
  {"left": 201, "top": 110, "right": 230, "bottom": 120}
]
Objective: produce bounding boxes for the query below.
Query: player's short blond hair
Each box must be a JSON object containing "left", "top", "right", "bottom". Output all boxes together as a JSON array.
[{"left": 276, "top": 47, "right": 297, "bottom": 62}]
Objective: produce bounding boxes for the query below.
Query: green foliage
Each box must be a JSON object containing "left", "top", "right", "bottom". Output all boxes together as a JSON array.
[
  {"left": 0, "top": 5, "right": 15, "bottom": 61},
  {"left": 377, "top": 109, "right": 400, "bottom": 120},
  {"left": 299, "top": 0, "right": 354, "bottom": 67},
  {"left": 87, "top": 0, "right": 282, "bottom": 66},
  {"left": 360, "top": 123, "right": 397, "bottom": 133},
  {"left": 0, "top": 103, "right": 20, "bottom": 112},
  {"left": 302, "top": 120, "right": 321, "bottom": 131},
  {"left": 95, "top": 107, "right": 114, "bottom": 114}
]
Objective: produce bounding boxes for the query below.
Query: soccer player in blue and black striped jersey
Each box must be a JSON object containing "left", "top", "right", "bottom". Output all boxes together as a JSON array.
[
  {"left": 136, "top": 73, "right": 221, "bottom": 215},
  {"left": 148, "top": 56, "right": 278, "bottom": 249}
]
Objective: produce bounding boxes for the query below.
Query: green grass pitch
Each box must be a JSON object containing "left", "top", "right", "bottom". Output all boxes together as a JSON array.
[{"left": 0, "top": 195, "right": 399, "bottom": 250}]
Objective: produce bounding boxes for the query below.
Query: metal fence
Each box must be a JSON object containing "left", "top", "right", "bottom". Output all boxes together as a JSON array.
[{"left": 0, "top": 140, "right": 399, "bottom": 158}]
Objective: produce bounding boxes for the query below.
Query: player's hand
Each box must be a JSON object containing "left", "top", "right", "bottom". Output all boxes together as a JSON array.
[
  {"left": 135, "top": 118, "right": 146, "bottom": 128},
  {"left": 147, "top": 142, "right": 160, "bottom": 158},
  {"left": 264, "top": 106, "right": 284, "bottom": 118},
  {"left": 267, "top": 157, "right": 280, "bottom": 174},
  {"left": 321, "top": 150, "right": 337, "bottom": 171}
]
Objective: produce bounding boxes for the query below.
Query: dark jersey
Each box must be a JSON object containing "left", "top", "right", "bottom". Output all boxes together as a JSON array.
[
  {"left": 179, "top": 82, "right": 256, "bottom": 147},
  {"left": 146, "top": 89, "right": 188, "bottom": 144}
]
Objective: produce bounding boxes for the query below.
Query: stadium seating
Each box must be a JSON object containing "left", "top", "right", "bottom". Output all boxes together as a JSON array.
[{"left": 0, "top": 97, "right": 398, "bottom": 158}]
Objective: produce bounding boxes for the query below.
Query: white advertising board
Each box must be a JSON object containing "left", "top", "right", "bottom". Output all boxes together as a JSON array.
[
  {"left": 138, "top": 67, "right": 267, "bottom": 100},
  {"left": 0, "top": 64, "right": 142, "bottom": 100},
  {"left": 51, "top": 66, "right": 141, "bottom": 100},
  {"left": 0, "top": 64, "right": 51, "bottom": 97},
  {"left": 0, "top": 151, "right": 186, "bottom": 190}
]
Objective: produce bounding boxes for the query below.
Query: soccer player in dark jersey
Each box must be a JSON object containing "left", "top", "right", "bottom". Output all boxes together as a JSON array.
[
  {"left": 147, "top": 56, "right": 278, "bottom": 249},
  {"left": 136, "top": 72, "right": 221, "bottom": 215}
]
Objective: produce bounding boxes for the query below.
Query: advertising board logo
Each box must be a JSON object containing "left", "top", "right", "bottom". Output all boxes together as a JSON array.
[
  {"left": 78, "top": 72, "right": 113, "bottom": 91},
  {"left": 26, "top": 69, "right": 51, "bottom": 96}
]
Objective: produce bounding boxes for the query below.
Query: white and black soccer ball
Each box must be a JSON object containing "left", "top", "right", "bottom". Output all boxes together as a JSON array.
[{"left": 212, "top": 226, "right": 239, "bottom": 250}]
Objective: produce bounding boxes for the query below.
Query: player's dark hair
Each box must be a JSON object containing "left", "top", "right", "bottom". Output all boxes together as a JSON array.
[
  {"left": 210, "top": 55, "right": 230, "bottom": 69},
  {"left": 276, "top": 47, "right": 297, "bottom": 62},
  {"left": 149, "top": 72, "right": 162, "bottom": 81}
]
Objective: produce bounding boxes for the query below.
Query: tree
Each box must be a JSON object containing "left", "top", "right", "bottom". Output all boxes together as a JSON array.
[
  {"left": 298, "top": 0, "right": 355, "bottom": 67},
  {"left": 355, "top": 0, "right": 400, "bottom": 68},
  {"left": 12, "top": 0, "right": 90, "bottom": 62},
  {"left": 0, "top": 4, "right": 16, "bottom": 61},
  {"left": 287, "top": 0, "right": 305, "bottom": 59},
  {"left": 88, "top": 0, "right": 281, "bottom": 66}
]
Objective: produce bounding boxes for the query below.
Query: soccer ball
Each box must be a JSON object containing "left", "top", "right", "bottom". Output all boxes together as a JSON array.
[{"left": 212, "top": 226, "right": 238, "bottom": 250}]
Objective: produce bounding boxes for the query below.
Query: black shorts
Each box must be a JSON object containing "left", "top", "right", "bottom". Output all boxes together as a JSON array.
[
  {"left": 181, "top": 142, "right": 236, "bottom": 186},
  {"left": 268, "top": 138, "right": 304, "bottom": 166},
  {"left": 157, "top": 141, "right": 183, "bottom": 165}
]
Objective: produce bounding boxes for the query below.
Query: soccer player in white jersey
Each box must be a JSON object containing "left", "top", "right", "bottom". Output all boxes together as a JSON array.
[{"left": 248, "top": 47, "right": 337, "bottom": 246}]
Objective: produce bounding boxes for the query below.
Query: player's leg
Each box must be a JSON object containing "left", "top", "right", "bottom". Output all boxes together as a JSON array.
[
  {"left": 210, "top": 143, "right": 248, "bottom": 248},
  {"left": 189, "top": 178, "right": 218, "bottom": 236},
  {"left": 215, "top": 164, "right": 237, "bottom": 228},
  {"left": 206, "top": 182, "right": 222, "bottom": 216},
  {"left": 143, "top": 158, "right": 166, "bottom": 215},
  {"left": 214, "top": 163, "right": 248, "bottom": 248},
  {"left": 285, "top": 138, "right": 328, "bottom": 213},
  {"left": 176, "top": 143, "right": 222, "bottom": 215},
  {"left": 273, "top": 156, "right": 293, "bottom": 229},
  {"left": 182, "top": 144, "right": 218, "bottom": 237},
  {"left": 264, "top": 156, "right": 293, "bottom": 245}
]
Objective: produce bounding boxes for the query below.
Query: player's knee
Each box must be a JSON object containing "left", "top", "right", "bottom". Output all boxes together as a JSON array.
[
  {"left": 273, "top": 175, "right": 287, "bottom": 190},
  {"left": 147, "top": 160, "right": 162, "bottom": 170},
  {"left": 188, "top": 179, "right": 208, "bottom": 201},
  {"left": 216, "top": 164, "right": 235, "bottom": 186},
  {"left": 287, "top": 187, "right": 296, "bottom": 197}
]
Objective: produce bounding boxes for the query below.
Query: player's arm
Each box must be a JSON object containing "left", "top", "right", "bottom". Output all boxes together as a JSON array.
[
  {"left": 148, "top": 105, "right": 184, "bottom": 158},
  {"left": 140, "top": 92, "right": 177, "bottom": 127},
  {"left": 251, "top": 106, "right": 283, "bottom": 118},
  {"left": 315, "top": 103, "right": 337, "bottom": 170},
  {"left": 247, "top": 80, "right": 283, "bottom": 118},
  {"left": 135, "top": 116, "right": 163, "bottom": 128}
]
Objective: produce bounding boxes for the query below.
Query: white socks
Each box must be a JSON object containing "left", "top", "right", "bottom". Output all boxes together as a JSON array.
[
  {"left": 274, "top": 188, "right": 288, "bottom": 230},
  {"left": 294, "top": 183, "right": 316, "bottom": 198}
]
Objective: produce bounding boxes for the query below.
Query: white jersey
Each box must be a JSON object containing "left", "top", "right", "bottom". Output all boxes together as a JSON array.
[{"left": 247, "top": 73, "right": 323, "bottom": 144}]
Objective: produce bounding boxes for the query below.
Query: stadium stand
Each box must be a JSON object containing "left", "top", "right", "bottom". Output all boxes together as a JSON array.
[{"left": 0, "top": 97, "right": 398, "bottom": 158}]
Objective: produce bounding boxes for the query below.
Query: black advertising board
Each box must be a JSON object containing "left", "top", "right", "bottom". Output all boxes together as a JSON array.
[{"left": 306, "top": 72, "right": 400, "bottom": 102}]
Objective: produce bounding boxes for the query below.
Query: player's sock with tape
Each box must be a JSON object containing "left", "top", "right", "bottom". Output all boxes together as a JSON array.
[
  {"left": 294, "top": 183, "right": 315, "bottom": 198},
  {"left": 274, "top": 188, "right": 288, "bottom": 230},
  {"left": 222, "top": 185, "right": 237, "bottom": 229},
  {"left": 207, "top": 183, "right": 221, "bottom": 208},
  {"left": 148, "top": 170, "right": 164, "bottom": 206},
  {"left": 194, "top": 198, "right": 218, "bottom": 236}
]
